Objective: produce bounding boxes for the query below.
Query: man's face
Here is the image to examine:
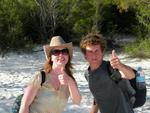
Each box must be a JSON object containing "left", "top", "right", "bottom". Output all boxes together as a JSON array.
[{"left": 85, "top": 44, "right": 103, "bottom": 67}]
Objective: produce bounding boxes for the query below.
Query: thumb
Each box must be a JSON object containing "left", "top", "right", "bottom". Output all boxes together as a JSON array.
[
  {"left": 112, "top": 49, "right": 118, "bottom": 58},
  {"left": 60, "top": 67, "right": 65, "bottom": 74}
]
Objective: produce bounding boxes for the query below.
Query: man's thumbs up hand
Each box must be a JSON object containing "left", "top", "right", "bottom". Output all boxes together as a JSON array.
[
  {"left": 110, "top": 49, "right": 122, "bottom": 69},
  {"left": 111, "top": 49, "right": 118, "bottom": 59}
]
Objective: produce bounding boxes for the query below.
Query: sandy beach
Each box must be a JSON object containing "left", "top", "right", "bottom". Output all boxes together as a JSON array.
[{"left": 0, "top": 46, "right": 150, "bottom": 113}]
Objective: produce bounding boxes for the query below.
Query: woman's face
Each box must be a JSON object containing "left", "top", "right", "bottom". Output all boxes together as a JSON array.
[{"left": 50, "top": 47, "right": 69, "bottom": 67}]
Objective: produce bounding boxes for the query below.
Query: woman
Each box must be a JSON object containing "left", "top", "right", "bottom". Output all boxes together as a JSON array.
[{"left": 19, "top": 36, "right": 81, "bottom": 113}]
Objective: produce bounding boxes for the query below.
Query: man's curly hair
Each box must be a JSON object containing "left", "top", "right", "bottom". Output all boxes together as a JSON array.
[{"left": 80, "top": 32, "right": 106, "bottom": 54}]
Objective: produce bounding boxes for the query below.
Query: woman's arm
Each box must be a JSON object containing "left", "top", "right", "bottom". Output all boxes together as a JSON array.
[
  {"left": 58, "top": 68, "right": 81, "bottom": 105},
  {"left": 67, "top": 78, "right": 81, "bottom": 105},
  {"left": 19, "top": 85, "right": 39, "bottom": 113}
]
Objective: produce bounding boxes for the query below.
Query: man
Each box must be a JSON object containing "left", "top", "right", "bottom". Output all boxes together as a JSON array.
[{"left": 80, "top": 32, "right": 135, "bottom": 113}]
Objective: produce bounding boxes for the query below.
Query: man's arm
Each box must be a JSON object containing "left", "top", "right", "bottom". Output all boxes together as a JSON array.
[
  {"left": 89, "top": 99, "right": 99, "bottom": 113},
  {"left": 118, "top": 63, "right": 135, "bottom": 79}
]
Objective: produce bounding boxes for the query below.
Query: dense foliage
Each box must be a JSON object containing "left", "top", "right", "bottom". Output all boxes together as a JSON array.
[
  {"left": 124, "top": 37, "right": 150, "bottom": 58},
  {"left": 0, "top": 0, "right": 150, "bottom": 57}
]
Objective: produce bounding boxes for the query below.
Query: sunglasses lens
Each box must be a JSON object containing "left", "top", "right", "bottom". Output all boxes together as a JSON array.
[
  {"left": 50, "top": 48, "right": 69, "bottom": 56},
  {"left": 61, "top": 49, "right": 69, "bottom": 54}
]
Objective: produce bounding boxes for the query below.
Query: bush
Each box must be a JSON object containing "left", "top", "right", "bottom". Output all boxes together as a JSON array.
[{"left": 124, "top": 36, "right": 150, "bottom": 58}]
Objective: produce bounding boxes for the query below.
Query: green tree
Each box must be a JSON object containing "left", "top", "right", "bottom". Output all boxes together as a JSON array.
[
  {"left": 61, "top": 0, "right": 95, "bottom": 36},
  {"left": 0, "top": 0, "right": 23, "bottom": 53},
  {"left": 136, "top": 0, "right": 150, "bottom": 37}
]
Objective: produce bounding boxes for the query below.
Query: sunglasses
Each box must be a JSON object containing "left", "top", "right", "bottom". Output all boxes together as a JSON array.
[{"left": 50, "top": 48, "right": 69, "bottom": 56}]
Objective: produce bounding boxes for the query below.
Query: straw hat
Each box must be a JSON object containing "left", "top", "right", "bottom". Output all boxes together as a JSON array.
[{"left": 43, "top": 36, "right": 73, "bottom": 60}]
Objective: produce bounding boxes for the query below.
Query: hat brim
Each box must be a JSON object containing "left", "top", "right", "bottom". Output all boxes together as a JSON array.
[{"left": 43, "top": 42, "right": 73, "bottom": 60}]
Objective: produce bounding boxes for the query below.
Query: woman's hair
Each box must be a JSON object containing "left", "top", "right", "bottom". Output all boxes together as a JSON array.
[
  {"left": 43, "top": 50, "right": 75, "bottom": 80},
  {"left": 80, "top": 32, "right": 106, "bottom": 54}
]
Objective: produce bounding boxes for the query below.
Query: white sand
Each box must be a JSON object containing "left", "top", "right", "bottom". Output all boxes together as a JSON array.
[{"left": 0, "top": 46, "right": 150, "bottom": 113}]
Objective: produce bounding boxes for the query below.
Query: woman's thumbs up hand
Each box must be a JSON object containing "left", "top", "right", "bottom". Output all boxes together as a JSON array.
[{"left": 58, "top": 67, "right": 70, "bottom": 85}]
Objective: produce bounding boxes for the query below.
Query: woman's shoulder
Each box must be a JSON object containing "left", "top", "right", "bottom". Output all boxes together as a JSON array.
[{"left": 28, "top": 70, "right": 46, "bottom": 87}]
